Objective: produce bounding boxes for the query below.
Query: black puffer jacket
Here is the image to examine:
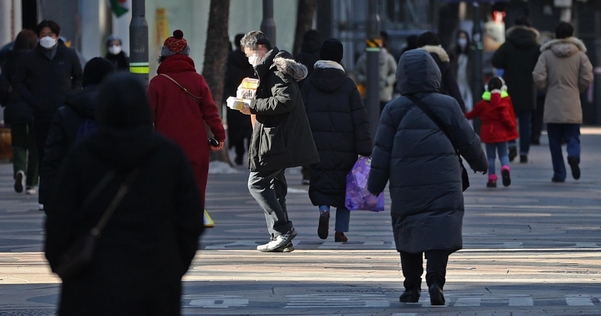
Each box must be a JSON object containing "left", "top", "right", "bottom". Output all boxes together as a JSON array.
[
  {"left": 105, "top": 51, "right": 129, "bottom": 71},
  {"left": 248, "top": 48, "right": 319, "bottom": 172},
  {"left": 368, "top": 50, "right": 487, "bottom": 253},
  {"left": 302, "top": 60, "right": 372, "bottom": 207},
  {"left": 1, "top": 50, "right": 33, "bottom": 125},
  {"left": 13, "top": 41, "right": 83, "bottom": 120},
  {"left": 40, "top": 85, "right": 100, "bottom": 206},
  {"left": 492, "top": 26, "right": 540, "bottom": 113}
]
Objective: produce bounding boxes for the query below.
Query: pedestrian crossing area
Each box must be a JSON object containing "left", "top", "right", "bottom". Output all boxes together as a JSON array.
[{"left": 182, "top": 293, "right": 601, "bottom": 309}]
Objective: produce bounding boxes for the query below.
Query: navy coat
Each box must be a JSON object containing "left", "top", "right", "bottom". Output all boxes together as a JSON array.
[
  {"left": 368, "top": 50, "right": 487, "bottom": 253},
  {"left": 302, "top": 60, "right": 373, "bottom": 207}
]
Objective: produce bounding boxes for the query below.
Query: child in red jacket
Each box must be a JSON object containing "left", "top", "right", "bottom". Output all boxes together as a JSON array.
[{"left": 465, "top": 77, "right": 518, "bottom": 187}]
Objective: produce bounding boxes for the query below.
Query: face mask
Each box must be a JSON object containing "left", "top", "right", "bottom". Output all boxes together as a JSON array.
[
  {"left": 457, "top": 38, "right": 468, "bottom": 48},
  {"left": 248, "top": 54, "right": 260, "bottom": 66},
  {"left": 108, "top": 45, "right": 122, "bottom": 55},
  {"left": 40, "top": 36, "right": 57, "bottom": 49}
]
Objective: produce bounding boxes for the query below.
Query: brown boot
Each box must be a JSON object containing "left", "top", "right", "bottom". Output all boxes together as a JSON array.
[{"left": 334, "top": 231, "right": 347, "bottom": 242}]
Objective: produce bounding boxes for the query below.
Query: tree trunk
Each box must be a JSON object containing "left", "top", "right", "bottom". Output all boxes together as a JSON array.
[
  {"left": 202, "top": 0, "right": 232, "bottom": 163},
  {"left": 293, "top": 0, "right": 317, "bottom": 55}
]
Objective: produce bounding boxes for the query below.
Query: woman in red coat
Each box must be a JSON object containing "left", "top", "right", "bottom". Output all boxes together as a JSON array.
[
  {"left": 148, "top": 30, "right": 226, "bottom": 202},
  {"left": 465, "top": 77, "right": 518, "bottom": 188}
]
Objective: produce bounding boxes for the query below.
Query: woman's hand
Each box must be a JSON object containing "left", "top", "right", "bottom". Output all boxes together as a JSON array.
[{"left": 210, "top": 140, "right": 224, "bottom": 151}]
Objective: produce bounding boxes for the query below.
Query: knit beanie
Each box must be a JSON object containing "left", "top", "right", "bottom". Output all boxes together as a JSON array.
[
  {"left": 319, "top": 38, "right": 343, "bottom": 63},
  {"left": 82, "top": 57, "right": 115, "bottom": 87},
  {"left": 161, "top": 30, "right": 190, "bottom": 57}
]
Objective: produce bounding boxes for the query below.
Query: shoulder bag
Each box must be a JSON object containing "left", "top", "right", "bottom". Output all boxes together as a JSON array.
[{"left": 406, "top": 94, "right": 470, "bottom": 191}]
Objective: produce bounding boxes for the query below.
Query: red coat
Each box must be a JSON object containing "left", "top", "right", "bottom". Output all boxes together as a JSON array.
[
  {"left": 465, "top": 91, "right": 518, "bottom": 144},
  {"left": 148, "top": 54, "right": 226, "bottom": 202}
]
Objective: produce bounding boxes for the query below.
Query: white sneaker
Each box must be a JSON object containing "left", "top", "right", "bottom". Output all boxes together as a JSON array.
[
  {"left": 25, "top": 186, "right": 37, "bottom": 195},
  {"left": 14, "top": 171, "right": 25, "bottom": 193},
  {"left": 257, "top": 228, "right": 298, "bottom": 252}
]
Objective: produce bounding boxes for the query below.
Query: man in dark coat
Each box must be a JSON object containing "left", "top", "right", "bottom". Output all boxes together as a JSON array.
[
  {"left": 368, "top": 49, "right": 487, "bottom": 305},
  {"left": 13, "top": 20, "right": 83, "bottom": 209},
  {"left": 105, "top": 35, "right": 129, "bottom": 71},
  {"left": 417, "top": 31, "right": 466, "bottom": 113},
  {"left": 492, "top": 16, "right": 540, "bottom": 163},
  {"left": 224, "top": 33, "right": 255, "bottom": 165},
  {"left": 45, "top": 73, "right": 204, "bottom": 316},
  {"left": 239, "top": 30, "right": 319, "bottom": 252},
  {"left": 40, "top": 57, "right": 115, "bottom": 213},
  {"left": 301, "top": 38, "right": 372, "bottom": 242}
]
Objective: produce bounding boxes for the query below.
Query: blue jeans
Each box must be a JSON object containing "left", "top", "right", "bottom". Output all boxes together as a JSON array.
[
  {"left": 319, "top": 205, "right": 350, "bottom": 232},
  {"left": 485, "top": 142, "right": 510, "bottom": 175},
  {"left": 546, "top": 123, "right": 580, "bottom": 181},
  {"left": 508, "top": 111, "right": 533, "bottom": 155},
  {"left": 248, "top": 169, "right": 293, "bottom": 237}
]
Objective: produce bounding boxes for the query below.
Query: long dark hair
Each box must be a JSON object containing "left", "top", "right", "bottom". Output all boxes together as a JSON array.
[
  {"left": 13, "top": 30, "right": 37, "bottom": 50},
  {"left": 454, "top": 30, "right": 471, "bottom": 56}
]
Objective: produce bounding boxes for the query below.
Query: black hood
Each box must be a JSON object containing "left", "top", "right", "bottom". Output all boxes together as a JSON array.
[
  {"left": 65, "top": 84, "right": 101, "bottom": 119},
  {"left": 507, "top": 26, "right": 538, "bottom": 50},
  {"left": 396, "top": 49, "right": 441, "bottom": 95},
  {"left": 308, "top": 60, "right": 347, "bottom": 92}
]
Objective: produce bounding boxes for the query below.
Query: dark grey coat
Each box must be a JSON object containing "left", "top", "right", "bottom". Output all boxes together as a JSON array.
[
  {"left": 368, "top": 50, "right": 487, "bottom": 253},
  {"left": 248, "top": 48, "right": 319, "bottom": 172},
  {"left": 302, "top": 60, "right": 373, "bottom": 207}
]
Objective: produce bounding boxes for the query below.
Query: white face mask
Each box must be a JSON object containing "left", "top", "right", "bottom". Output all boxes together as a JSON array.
[
  {"left": 108, "top": 45, "right": 122, "bottom": 55},
  {"left": 457, "top": 38, "right": 468, "bottom": 48},
  {"left": 248, "top": 54, "right": 260, "bottom": 67},
  {"left": 39, "top": 36, "right": 57, "bottom": 49}
]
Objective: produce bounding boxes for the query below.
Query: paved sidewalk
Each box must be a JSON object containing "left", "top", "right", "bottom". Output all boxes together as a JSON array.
[{"left": 0, "top": 128, "right": 600, "bottom": 315}]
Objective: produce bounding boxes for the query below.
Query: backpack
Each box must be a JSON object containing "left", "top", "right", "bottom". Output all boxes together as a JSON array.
[{"left": 75, "top": 119, "right": 98, "bottom": 143}]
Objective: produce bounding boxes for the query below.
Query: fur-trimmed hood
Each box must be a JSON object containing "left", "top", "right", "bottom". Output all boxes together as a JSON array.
[
  {"left": 540, "top": 37, "right": 587, "bottom": 58},
  {"left": 418, "top": 45, "right": 450, "bottom": 62},
  {"left": 506, "top": 25, "right": 539, "bottom": 50},
  {"left": 255, "top": 47, "right": 308, "bottom": 82},
  {"left": 314, "top": 60, "right": 345, "bottom": 71},
  {"left": 308, "top": 60, "right": 347, "bottom": 92}
]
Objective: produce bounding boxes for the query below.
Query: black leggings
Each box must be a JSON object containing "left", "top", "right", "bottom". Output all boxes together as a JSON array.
[{"left": 399, "top": 250, "right": 450, "bottom": 290}]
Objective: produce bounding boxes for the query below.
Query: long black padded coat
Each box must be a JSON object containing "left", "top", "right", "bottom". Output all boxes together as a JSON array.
[
  {"left": 301, "top": 60, "right": 373, "bottom": 207},
  {"left": 368, "top": 50, "right": 487, "bottom": 254}
]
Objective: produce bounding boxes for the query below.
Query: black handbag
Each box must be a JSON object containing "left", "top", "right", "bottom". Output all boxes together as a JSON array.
[
  {"left": 406, "top": 95, "right": 470, "bottom": 191},
  {"left": 55, "top": 168, "right": 140, "bottom": 281}
]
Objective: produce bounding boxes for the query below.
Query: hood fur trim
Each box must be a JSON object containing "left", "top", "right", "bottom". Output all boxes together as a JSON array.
[
  {"left": 506, "top": 25, "right": 540, "bottom": 38},
  {"left": 540, "top": 37, "right": 587, "bottom": 53},
  {"left": 314, "top": 60, "right": 345, "bottom": 72},
  {"left": 418, "top": 45, "right": 450, "bottom": 62},
  {"left": 273, "top": 57, "right": 308, "bottom": 81}
]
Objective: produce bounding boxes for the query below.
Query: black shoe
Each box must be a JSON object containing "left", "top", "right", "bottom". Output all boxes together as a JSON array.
[
  {"left": 551, "top": 177, "right": 565, "bottom": 183},
  {"left": 531, "top": 138, "right": 540, "bottom": 145},
  {"left": 428, "top": 283, "right": 445, "bottom": 305},
  {"left": 508, "top": 146, "right": 517, "bottom": 162},
  {"left": 399, "top": 288, "right": 421, "bottom": 303},
  {"left": 317, "top": 211, "right": 329, "bottom": 239},
  {"left": 501, "top": 167, "right": 511, "bottom": 187},
  {"left": 567, "top": 156, "right": 580, "bottom": 180},
  {"left": 234, "top": 156, "right": 243, "bottom": 166},
  {"left": 519, "top": 155, "right": 528, "bottom": 163},
  {"left": 14, "top": 170, "right": 25, "bottom": 193}
]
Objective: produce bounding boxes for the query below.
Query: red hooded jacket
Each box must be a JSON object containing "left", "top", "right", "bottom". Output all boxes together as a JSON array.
[
  {"left": 465, "top": 91, "right": 518, "bottom": 143},
  {"left": 148, "top": 54, "right": 226, "bottom": 202}
]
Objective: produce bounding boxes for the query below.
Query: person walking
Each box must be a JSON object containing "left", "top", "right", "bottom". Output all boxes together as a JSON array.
[
  {"left": 491, "top": 16, "right": 540, "bottom": 163},
  {"left": 104, "top": 35, "right": 129, "bottom": 71},
  {"left": 532, "top": 21, "right": 593, "bottom": 183},
  {"left": 294, "top": 29, "right": 322, "bottom": 184},
  {"left": 465, "top": 76, "right": 518, "bottom": 188},
  {"left": 355, "top": 36, "right": 397, "bottom": 111},
  {"left": 13, "top": 20, "right": 83, "bottom": 210},
  {"left": 44, "top": 73, "right": 204, "bottom": 316},
  {"left": 148, "top": 30, "right": 226, "bottom": 203},
  {"left": 224, "top": 34, "right": 255, "bottom": 166},
  {"left": 450, "top": 30, "right": 473, "bottom": 112},
  {"left": 237, "top": 30, "right": 319, "bottom": 252},
  {"left": 368, "top": 49, "right": 487, "bottom": 306},
  {"left": 301, "top": 38, "right": 373, "bottom": 243},
  {"left": 40, "top": 57, "right": 115, "bottom": 213},
  {"left": 0, "top": 30, "right": 38, "bottom": 194},
  {"left": 417, "top": 31, "right": 466, "bottom": 113}
]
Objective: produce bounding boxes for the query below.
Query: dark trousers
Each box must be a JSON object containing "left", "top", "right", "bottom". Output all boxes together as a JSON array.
[
  {"left": 531, "top": 96, "right": 545, "bottom": 143},
  {"left": 508, "top": 110, "right": 533, "bottom": 155},
  {"left": 33, "top": 117, "right": 52, "bottom": 205},
  {"left": 248, "top": 169, "right": 293, "bottom": 237},
  {"left": 546, "top": 123, "right": 580, "bottom": 181},
  {"left": 400, "top": 250, "right": 450, "bottom": 290},
  {"left": 10, "top": 122, "right": 38, "bottom": 187}
]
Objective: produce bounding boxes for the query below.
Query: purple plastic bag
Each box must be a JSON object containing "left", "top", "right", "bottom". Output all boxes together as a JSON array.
[{"left": 344, "top": 156, "right": 384, "bottom": 212}]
